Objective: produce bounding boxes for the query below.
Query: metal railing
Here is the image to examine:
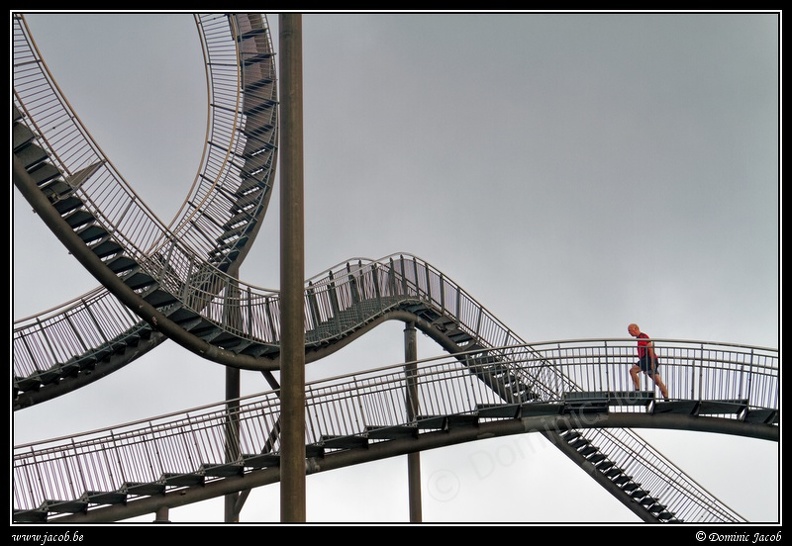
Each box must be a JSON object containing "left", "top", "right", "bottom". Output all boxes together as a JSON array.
[
  {"left": 13, "top": 13, "right": 278, "bottom": 381},
  {"left": 13, "top": 340, "right": 777, "bottom": 521},
  {"left": 12, "top": 253, "right": 524, "bottom": 379},
  {"left": 13, "top": 13, "right": 276, "bottom": 261},
  {"left": 12, "top": 13, "right": 778, "bottom": 524},
  {"left": 571, "top": 427, "right": 747, "bottom": 522}
]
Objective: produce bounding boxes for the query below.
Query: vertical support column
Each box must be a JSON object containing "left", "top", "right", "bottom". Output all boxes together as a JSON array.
[
  {"left": 279, "top": 13, "right": 306, "bottom": 523},
  {"left": 404, "top": 322, "right": 422, "bottom": 522},
  {"left": 225, "top": 266, "right": 242, "bottom": 522},
  {"left": 153, "top": 505, "right": 170, "bottom": 523},
  {"left": 224, "top": 369, "right": 241, "bottom": 522}
]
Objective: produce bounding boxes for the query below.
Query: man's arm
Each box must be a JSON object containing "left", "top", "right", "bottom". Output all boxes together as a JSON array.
[{"left": 647, "top": 340, "right": 658, "bottom": 361}]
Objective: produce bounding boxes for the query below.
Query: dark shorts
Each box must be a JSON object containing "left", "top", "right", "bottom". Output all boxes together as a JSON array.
[{"left": 637, "top": 355, "right": 660, "bottom": 376}]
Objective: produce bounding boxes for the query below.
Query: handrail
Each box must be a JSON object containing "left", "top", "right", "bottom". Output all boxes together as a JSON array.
[
  {"left": 13, "top": 340, "right": 777, "bottom": 522},
  {"left": 13, "top": 13, "right": 278, "bottom": 383},
  {"left": 12, "top": 13, "right": 777, "bottom": 525},
  {"left": 14, "top": 13, "right": 276, "bottom": 263}
]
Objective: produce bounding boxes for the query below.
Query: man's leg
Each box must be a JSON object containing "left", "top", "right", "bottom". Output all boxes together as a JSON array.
[
  {"left": 653, "top": 373, "right": 669, "bottom": 400},
  {"left": 630, "top": 365, "right": 641, "bottom": 390}
]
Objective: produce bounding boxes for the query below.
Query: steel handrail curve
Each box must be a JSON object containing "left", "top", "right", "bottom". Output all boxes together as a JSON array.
[
  {"left": 13, "top": 13, "right": 277, "bottom": 383},
  {"left": 13, "top": 289, "right": 146, "bottom": 380},
  {"left": 13, "top": 13, "right": 276, "bottom": 262},
  {"left": 14, "top": 14, "right": 182, "bottom": 257},
  {"left": 13, "top": 340, "right": 777, "bottom": 521},
  {"left": 12, "top": 252, "right": 522, "bottom": 379}
]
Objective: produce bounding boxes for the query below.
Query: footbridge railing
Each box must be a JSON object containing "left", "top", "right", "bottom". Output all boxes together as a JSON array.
[
  {"left": 13, "top": 340, "right": 777, "bottom": 523},
  {"left": 13, "top": 13, "right": 278, "bottom": 404}
]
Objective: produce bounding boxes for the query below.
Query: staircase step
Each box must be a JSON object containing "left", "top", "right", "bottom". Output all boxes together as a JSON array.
[
  {"left": 53, "top": 195, "right": 83, "bottom": 215},
  {"left": 447, "top": 414, "right": 479, "bottom": 429},
  {"left": 16, "top": 141, "right": 47, "bottom": 168},
  {"left": 630, "top": 488, "right": 648, "bottom": 499},
  {"left": 622, "top": 482, "right": 640, "bottom": 493},
  {"left": 34, "top": 366, "right": 61, "bottom": 386},
  {"left": 77, "top": 224, "right": 109, "bottom": 244},
  {"left": 596, "top": 460, "right": 615, "bottom": 472},
  {"left": 162, "top": 472, "right": 205, "bottom": 487},
  {"left": 141, "top": 287, "right": 179, "bottom": 308},
  {"left": 242, "top": 453, "right": 280, "bottom": 468},
  {"left": 238, "top": 174, "right": 268, "bottom": 194},
  {"left": 121, "top": 271, "right": 157, "bottom": 291},
  {"left": 223, "top": 210, "right": 253, "bottom": 230},
  {"left": 13, "top": 123, "right": 36, "bottom": 150},
  {"left": 43, "top": 499, "right": 88, "bottom": 514},
  {"left": 83, "top": 490, "right": 127, "bottom": 505},
  {"left": 106, "top": 255, "right": 138, "bottom": 274},
  {"left": 609, "top": 390, "right": 655, "bottom": 405},
  {"left": 90, "top": 236, "right": 124, "bottom": 259},
  {"left": 13, "top": 508, "right": 48, "bottom": 523},
  {"left": 63, "top": 209, "right": 96, "bottom": 229},
  {"left": 321, "top": 434, "right": 368, "bottom": 450},
  {"left": 416, "top": 415, "right": 447, "bottom": 429},
  {"left": 648, "top": 502, "right": 668, "bottom": 514},
  {"left": 568, "top": 438, "right": 589, "bottom": 450},
  {"left": 365, "top": 425, "right": 419, "bottom": 440},
  {"left": 30, "top": 163, "right": 62, "bottom": 186},
  {"left": 697, "top": 399, "right": 748, "bottom": 415},
  {"left": 588, "top": 453, "right": 607, "bottom": 465},
  {"left": 476, "top": 403, "right": 521, "bottom": 419},
  {"left": 653, "top": 400, "right": 699, "bottom": 415},
  {"left": 640, "top": 495, "right": 658, "bottom": 506},
  {"left": 744, "top": 409, "right": 778, "bottom": 424},
  {"left": 201, "top": 463, "right": 244, "bottom": 477},
  {"left": 123, "top": 482, "right": 166, "bottom": 496},
  {"left": 14, "top": 375, "right": 41, "bottom": 392},
  {"left": 520, "top": 402, "right": 563, "bottom": 416}
]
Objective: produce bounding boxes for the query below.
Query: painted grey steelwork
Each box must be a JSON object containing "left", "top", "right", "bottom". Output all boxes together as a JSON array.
[
  {"left": 13, "top": 341, "right": 778, "bottom": 523},
  {"left": 12, "top": 13, "right": 778, "bottom": 524},
  {"left": 12, "top": 13, "right": 278, "bottom": 407}
]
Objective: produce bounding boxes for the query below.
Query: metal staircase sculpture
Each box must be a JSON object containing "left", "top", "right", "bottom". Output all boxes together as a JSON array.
[
  {"left": 12, "top": 13, "right": 779, "bottom": 524},
  {"left": 13, "top": 13, "right": 278, "bottom": 408},
  {"left": 13, "top": 339, "right": 778, "bottom": 523}
]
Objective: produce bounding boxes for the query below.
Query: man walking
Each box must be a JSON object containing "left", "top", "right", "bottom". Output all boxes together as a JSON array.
[{"left": 628, "top": 323, "right": 669, "bottom": 401}]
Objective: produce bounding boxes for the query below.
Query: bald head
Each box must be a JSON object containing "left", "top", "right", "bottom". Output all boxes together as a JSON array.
[{"left": 628, "top": 323, "right": 640, "bottom": 337}]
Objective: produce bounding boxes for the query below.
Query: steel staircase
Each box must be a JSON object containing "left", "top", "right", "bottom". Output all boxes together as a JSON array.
[
  {"left": 14, "top": 341, "right": 776, "bottom": 523},
  {"left": 12, "top": 12, "right": 775, "bottom": 524},
  {"left": 13, "top": 13, "right": 278, "bottom": 407}
]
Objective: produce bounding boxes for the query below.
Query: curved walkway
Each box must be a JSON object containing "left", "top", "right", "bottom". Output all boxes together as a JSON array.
[
  {"left": 13, "top": 341, "right": 778, "bottom": 523},
  {"left": 13, "top": 13, "right": 278, "bottom": 407}
]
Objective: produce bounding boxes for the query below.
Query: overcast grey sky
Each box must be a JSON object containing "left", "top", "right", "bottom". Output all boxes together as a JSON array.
[{"left": 12, "top": 11, "right": 779, "bottom": 524}]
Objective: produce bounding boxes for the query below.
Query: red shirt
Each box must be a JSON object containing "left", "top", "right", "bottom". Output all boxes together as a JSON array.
[{"left": 637, "top": 333, "right": 651, "bottom": 358}]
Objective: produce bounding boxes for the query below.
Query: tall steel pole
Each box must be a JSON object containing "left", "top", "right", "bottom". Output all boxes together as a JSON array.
[
  {"left": 224, "top": 269, "right": 242, "bottom": 522},
  {"left": 404, "top": 322, "right": 422, "bottom": 522},
  {"left": 279, "top": 13, "right": 306, "bottom": 522}
]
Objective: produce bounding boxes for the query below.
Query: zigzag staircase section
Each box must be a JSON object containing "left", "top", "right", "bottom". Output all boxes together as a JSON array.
[{"left": 12, "top": 13, "right": 752, "bottom": 524}]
